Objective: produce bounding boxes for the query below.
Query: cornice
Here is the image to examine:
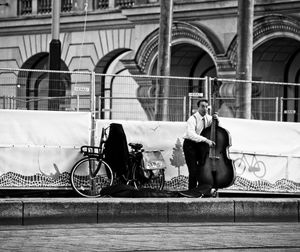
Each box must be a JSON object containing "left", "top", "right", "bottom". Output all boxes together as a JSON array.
[
  {"left": 128, "top": 0, "right": 300, "bottom": 22},
  {"left": 1, "top": 1, "right": 300, "bottom": 36},
  {"left": 121, "top": 1, "right": 238, "bottom": 24},
  {"left": 0, "top": 10, "right": 133, "bottom": 36},
  {"left": 121, "top": 0, "right": 300, "bottom": 24}
]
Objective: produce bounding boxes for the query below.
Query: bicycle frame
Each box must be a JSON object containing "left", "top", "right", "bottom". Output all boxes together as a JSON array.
[
  {"left": 71, "top": 125, "right": 165, "bottom": 197},
  {"left": 125, "top": 143, "right": 144, "bottom": 188},
  {"left": 81, "top": 126, "right": 110, "bottom": 176},
  {"left": 125, "top": 143, "right": 164, "bottom": 189}
]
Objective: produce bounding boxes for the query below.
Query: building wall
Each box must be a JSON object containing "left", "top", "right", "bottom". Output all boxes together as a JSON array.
[{"left": 0, "top": 0, "right": 300, "bottom": 121}]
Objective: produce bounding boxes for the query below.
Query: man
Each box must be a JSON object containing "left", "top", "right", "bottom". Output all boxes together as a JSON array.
[{"left": 183, "top": 99, "right": 218, "bottom": 190}]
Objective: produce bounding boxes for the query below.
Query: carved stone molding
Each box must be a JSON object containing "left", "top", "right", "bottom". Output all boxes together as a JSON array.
[
  {"left": 215, "top": 55, "right": 236, "bottom": 76},
  {"left": 132, "top": 21, "right": 222, "bottom": 119},
  {"left": 218, "top": 14, "right": 300, "bottom": 100},
  {"left": 226, "top": 14, "right": 300, "bottom": 67},
  {"left": 135, "top": 21, "right": 218, "bottom": 74}
]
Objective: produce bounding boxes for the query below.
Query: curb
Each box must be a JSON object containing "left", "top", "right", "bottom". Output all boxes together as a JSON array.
[{"left": 0, "top": 198, "right": 299, "bottom": 225}]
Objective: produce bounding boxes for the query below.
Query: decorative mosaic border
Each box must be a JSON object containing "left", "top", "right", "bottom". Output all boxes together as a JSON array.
[
  {"left": 1, "top": 172, "right": 300, "bottom": 193},
  {"left": 0, "top": 172, "right": 70, "bottom": 188}
]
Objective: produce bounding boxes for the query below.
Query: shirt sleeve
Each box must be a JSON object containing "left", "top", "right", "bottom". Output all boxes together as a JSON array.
[{"left": 185, "top": 116, "right": 208, "bottom": 143}]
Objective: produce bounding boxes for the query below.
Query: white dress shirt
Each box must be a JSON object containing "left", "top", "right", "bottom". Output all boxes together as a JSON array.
[{"left": 183, "top": 112, "right": 212, "bottom": 143}]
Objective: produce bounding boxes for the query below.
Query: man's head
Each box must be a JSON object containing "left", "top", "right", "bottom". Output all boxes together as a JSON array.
[{"left": 197, "top": 99, "right": 209, "bottom": 116}]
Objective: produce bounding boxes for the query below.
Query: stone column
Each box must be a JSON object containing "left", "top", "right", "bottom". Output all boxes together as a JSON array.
[
  {"left": 155, "top": 0, "right": 173, "bottom": 121},
  {"left": 235, "top": 0, "right": 254, "bottom": 119}
]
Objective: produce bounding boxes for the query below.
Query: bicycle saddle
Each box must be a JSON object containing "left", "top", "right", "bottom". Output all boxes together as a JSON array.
[{"left": 129, "top": 143, "right": 143, "bottom": 151}]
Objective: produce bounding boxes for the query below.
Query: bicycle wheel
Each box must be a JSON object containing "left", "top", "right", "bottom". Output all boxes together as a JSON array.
[
  {"left": 253, "top": 161, "right": 267, "bottom": 178},
  {"left": 70, "top": 156, "right": 113, "bottom": 197},
  {"left": 135, "top": 159, "right": 165, "bottom": 190},
  {"left": 138, "top": 169, "right": 165, "bottom": 190},
  {"left": 150, "top": 169, "right": 165, "bottom": 190},
  {"left": 234, "top": 158, "right": 246, "bottom": 176},
  {"left": 125, "top": 162, "right": 139, "bottom": 189}
]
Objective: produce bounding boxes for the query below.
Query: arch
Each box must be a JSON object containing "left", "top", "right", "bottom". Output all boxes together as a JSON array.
[
  {"left": 94, "top": 48, "right": 131, "bottom": 74},
  {"left": 129, "top": 22, "right": 221, "bottom": 120},
  {"left": 94, "top": 48, "right": 132, "bottom": 119},
  {"left": 226, "top": 14, "right": 300, "bottom": 67},
  {"left": 135, "top": 21, "right": 221, "bottom": 75},
  {"left": 222, "top": 14, "right": 300, "bottom": 121},
  {"left": 17, "top": 53, "right": 71, "bottom": 110}
]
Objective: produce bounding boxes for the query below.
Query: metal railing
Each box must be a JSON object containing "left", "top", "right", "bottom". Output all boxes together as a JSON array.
[
  {"left": 1, "top": 95, "right": 296, "bottom": 122},
  {"left": 0, "top": 67, "right": 299, "bottom": 122}
]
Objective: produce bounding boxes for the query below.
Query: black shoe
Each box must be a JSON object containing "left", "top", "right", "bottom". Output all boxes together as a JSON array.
[
  {"left": 179, "top": 185, "right": 215, "bottom": 198},
  {"left": 178, "top": 188, "right": 204, "bottom": 198},
  {"left": 211, "top": 188, "right": 218, "bottom": 198}
]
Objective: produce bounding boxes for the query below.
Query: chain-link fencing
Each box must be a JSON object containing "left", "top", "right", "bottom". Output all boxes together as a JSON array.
[{"left": 0, "top": 68, "right": 299, "bottom": 122}]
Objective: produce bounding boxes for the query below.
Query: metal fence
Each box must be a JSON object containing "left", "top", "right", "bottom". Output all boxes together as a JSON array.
[{"left": 0, "top": 68, "right": 299, "bottom": 122}]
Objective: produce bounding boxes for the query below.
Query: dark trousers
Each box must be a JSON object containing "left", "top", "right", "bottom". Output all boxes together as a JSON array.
[{"left": 183, "top": 139, "right": 205, "bottom": 190}]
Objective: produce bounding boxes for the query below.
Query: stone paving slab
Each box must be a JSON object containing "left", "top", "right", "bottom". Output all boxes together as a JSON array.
[
  {"left": 1, "top": 223, "right": 300, "bottom": 251},
  {"left": 0, "top": 198, "right": 299, "bottom": 225},
  {"left": 235, "top": 198, "right": 299, "bottom": 222},
  {"left": 0, "top": 200, "right": 23, "bottom": 225}
]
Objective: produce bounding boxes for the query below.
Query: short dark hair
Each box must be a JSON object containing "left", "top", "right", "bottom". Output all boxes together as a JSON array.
[{"left": 197, "top": 99, "right": 209, "bottom": 107}]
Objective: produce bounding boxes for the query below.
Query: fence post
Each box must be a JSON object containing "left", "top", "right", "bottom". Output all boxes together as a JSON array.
[
  {"left": 98, "top": 96, "right": 102, "bottom": 119},
  {"left": 204, "top": 76, "right": 209, "bottom": 100},
  {"left": 204, "top": 76, "right": 212, "bottom": 113},
  {"left": 8, "top": 96, "right": 11, "bottom": 109},
  {"left": 183, "top": 96, "right": 186, "bottom": 121},
  {"left": 275, "top": 97, "right": 279, "bottom": 121},
  {"left": 9, "top": 96, "right": 13, "bottom": 109},
  {"left": 280, "top": 97, "right": 283, "bottom": 122},
  {"left": 90, "top": 71, "right": 96, "bottom": 146},
  {"left": 76, "top": 95, "right": 79, "bottom": 112},
  {"left": 188, "top": 94, "right": 192, "bottom": 116}
]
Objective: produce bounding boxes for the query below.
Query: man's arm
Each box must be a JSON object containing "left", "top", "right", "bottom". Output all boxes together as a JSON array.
[{"left": 185, "top": 116, "right": 211, "bottom": 144}]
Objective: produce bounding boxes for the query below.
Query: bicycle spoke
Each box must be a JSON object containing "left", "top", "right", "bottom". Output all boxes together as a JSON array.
[{"left": 70, "top": 157, "right": 113, "bottom": 197}]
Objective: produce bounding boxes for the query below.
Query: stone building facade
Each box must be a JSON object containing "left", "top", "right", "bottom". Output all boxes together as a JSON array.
[{"left": 0, "top": 0, "right": 300, "bottom": 121}]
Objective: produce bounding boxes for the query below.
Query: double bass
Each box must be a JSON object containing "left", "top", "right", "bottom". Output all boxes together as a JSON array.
[{"left": 198, "top": 79, "right": 235, "bottom": 189}]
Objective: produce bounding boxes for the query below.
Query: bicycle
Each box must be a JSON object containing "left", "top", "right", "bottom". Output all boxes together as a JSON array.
[
  {"left": 126, "top": 143, "right": 165, "bottom": 191},
  {"left": 234, "top": 153, "right": 267, "bottom": 178},
  {"left": 70, "top": 126, "right": 165, "bottom": 197},
  {"left": 70, "top": 126, "right": 113, "bottom": 197}
]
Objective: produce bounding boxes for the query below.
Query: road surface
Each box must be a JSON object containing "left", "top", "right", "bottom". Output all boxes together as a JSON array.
[{"left": 1, "top": 222, "right": 300, "bottom": 251}]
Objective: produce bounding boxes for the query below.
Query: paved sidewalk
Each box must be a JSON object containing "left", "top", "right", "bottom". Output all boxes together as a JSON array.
[
  {"left": 1, "top": 222, "right": 300, "bottom": 251},
  {"left": 0, "top": 197, "right": 299, "bottom": 225}
]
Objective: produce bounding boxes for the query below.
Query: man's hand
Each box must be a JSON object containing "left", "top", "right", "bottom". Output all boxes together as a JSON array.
[
  {"left": 205, "top": 139, "right": 215, "bottom": 147},
  {"left": 212, "top": 113, "right": 219, "bottom": 122}
]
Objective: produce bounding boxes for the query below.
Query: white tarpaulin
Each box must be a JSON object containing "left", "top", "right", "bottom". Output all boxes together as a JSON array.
[
  {"left": 96, "top": 118, "right": 300, "bottom": 193},
  {"left": 0, "top": 108, "right": 299, "bottom": 193},
  {"left": 221, "top": 118, "right": 300, "bottom": 156},
  {"left": 0, "top": 109, "right": 91, "bottom": 189}
]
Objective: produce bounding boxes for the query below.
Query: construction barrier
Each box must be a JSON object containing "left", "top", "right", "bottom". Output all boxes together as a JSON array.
[{"left": 0, "top": 109, "right": 300, "bottom": 193}]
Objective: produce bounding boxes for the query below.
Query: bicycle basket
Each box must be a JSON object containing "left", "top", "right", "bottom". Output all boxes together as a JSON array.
[{"left": 143, "top": 150, "right": 166, "bottom": 175}]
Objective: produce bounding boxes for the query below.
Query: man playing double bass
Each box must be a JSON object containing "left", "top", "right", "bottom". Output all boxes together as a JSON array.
[{"left": 183, "top": 98, "right": 219, "bottom": 191}]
